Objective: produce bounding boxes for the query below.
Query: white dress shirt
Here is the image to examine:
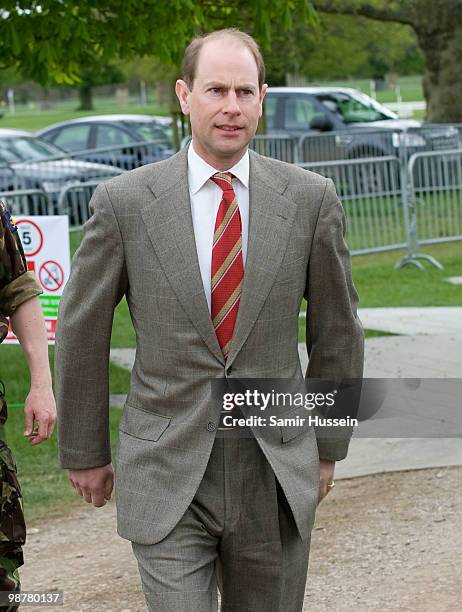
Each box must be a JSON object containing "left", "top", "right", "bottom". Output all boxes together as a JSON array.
[{"left": 187, "top": 142, "right": 249, "bottom": 313}]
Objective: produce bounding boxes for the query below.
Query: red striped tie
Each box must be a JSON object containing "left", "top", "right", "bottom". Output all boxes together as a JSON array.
[{"left": 210, "top": 172, "right": 244, "bottom": 359}]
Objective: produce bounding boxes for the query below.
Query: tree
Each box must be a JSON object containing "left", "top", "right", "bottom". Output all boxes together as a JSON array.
[
  {"left": 262, "top": 13, "right": 423, "bottom": 84},
  {"left": 3, "top": 1, "right": 457, "bottom": 122},
  {"left": 0, "top": 1, "right": 317, "bottom": 146},
  {"left": 0, "top": 1, "right": 316, "bottom": 85},
  {"left": 118, "top": 56, "right": 185, "bottom": 149},
  {"left": 76, "top": 62, "right": 125, "bottom": 111},
  {"left": 313, "top": 0, "right": 462, "bottom": 122}
]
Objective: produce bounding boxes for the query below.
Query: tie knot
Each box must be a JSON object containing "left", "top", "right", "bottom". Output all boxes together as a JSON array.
[{"left": 211, "top": 172, "right": 234, "bottom": 192}]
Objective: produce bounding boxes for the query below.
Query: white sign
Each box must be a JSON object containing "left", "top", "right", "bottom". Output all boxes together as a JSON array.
[{"left": 5, "top": 216, "right": 70, "bottom": 345}]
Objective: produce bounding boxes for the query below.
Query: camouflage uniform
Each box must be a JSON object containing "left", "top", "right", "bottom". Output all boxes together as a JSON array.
[{"left": 0, "top": 201, "right": 42, "bottom": 610}]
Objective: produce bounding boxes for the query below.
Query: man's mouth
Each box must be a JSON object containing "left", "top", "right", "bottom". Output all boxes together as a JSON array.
[{"left": 216, "top": 125, "right": 243, "bottom": 132}]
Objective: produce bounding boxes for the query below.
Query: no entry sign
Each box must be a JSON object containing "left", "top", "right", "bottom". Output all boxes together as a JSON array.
[
  {"left": 39, "top": 260, "right": 65, "bottom": 292},
  {"left": 5, "top": 216, "right": 70, "bottom": 345}
]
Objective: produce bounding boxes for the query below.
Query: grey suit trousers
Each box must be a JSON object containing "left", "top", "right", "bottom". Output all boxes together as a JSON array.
[{"left": 132, "top": 435, "right": 311, "bottom": 612}]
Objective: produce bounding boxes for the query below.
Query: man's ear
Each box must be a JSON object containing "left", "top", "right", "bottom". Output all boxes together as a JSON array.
[
  {"left": 175, "top": 79, "right": 191, "bottom": 115},
  {"left": 258, "top": 83, "right": 268, "bottom": 117}
]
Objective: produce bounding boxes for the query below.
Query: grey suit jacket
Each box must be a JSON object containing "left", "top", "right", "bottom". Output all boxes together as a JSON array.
[{"left": 55, "top": 147, "right": 364, "bottom": 545}]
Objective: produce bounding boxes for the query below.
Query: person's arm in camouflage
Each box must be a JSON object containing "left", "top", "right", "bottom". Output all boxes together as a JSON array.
[{"left": 0, "top": 202, "right": 56, "bottom": 444}]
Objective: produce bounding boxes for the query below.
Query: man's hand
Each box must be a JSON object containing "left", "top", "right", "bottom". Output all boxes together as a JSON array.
[
  {"left": 69, "top": 464, "right": 114, "bottom": 508},
  {"left": 23, "top": 385, "right": 56, "bottom": 445},
  {"left": 317, "top": 459, "right": 336, "bottom": 505}
]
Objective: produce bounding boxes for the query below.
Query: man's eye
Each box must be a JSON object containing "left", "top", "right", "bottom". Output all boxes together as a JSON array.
[
  {"left": 210, "top": 88, "right": 223, "bottom": 94},
  {"left": 240, "top": 90, "right": 253, "bottom": 96}
]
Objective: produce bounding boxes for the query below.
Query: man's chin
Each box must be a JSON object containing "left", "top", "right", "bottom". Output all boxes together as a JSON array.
[{"left": 213, "top": 136, "right": 251, "bottom": 156}]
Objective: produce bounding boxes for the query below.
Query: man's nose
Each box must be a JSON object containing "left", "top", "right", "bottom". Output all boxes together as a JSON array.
[{"left": 223, "top": 90, "right": 241, "bottom": 114}]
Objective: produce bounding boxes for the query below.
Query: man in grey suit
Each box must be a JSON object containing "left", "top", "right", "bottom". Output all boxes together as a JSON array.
[{"left": 56, "top": 28, "right": 364, "bottom": 612}]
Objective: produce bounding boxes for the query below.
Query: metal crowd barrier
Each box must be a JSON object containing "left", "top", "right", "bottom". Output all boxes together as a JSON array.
[
  {"left": 180, "top": 125, "right": 462, "bottom": 168},
  {"left": 409, "top": 149, "right": 462, "bottom": 244},
  {"left": 394, "top": 148, "right": 462, "bottom": 270},
  {"left": 250, "top": 135, "right": 298, "bottom": 163},
  {"left": 298, "top": 157, "right": 406, "bottom": 255},
  {"left": 57, "top": 180, "right": 101, "bottom": 229},
  {"left": 298, "top": 128, "right": 396, "bottom": 164},
  {"left": 409, "top": 148, "right": 462, "bottom": 244},
  {"left": 0, "top": 149, "right": 125, "bottom": 219},
  {"left": 298, "top": 125, "right": 462, "bottom": 165},
  {"left": 181, "top": 134, "right": 299, "bottom": 163},
  {"left": 2, "top": 128, "right": 461, "bottom": 267},
  {"left": 0, "top": 189, "right": 51, "bottom": 215}
]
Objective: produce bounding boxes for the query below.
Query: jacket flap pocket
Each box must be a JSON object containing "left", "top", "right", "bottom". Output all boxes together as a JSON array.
[
  {"left": 280, "top": 413, "right": 313, "bottom": 443},
  {"left": 120, "top": 403, "right": 171, "bottom": 442}
]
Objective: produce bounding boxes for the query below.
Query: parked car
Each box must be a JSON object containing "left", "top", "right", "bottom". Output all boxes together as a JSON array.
[
  {"left": 37, "top": 114, "right": 174, "bottom": 169},
  {"left": 0, "top": 128, "right": 122, "bottom": 217},
  {"left": 264, "top": 87, "right": 461, "bottom": 162}
]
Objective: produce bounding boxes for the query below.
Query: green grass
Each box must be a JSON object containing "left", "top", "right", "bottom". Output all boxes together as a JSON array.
[
  {"left": 297, "top": 242, "right": 461, "bottom": 309},
  {"left": 297, "top": 242, "right": 461, "bottom": 338},
  {"left": 362, "top": 329, "right": 399, "bottom": 338},
  {"left": 298, "top": 322, "right": 398, "bottom": 342},
  {"left": 2, "top": 346, "right": 131, "bottom": 405},
  {"left": 70, "top": 230, "right": 136, "bottom": 348},
  {"left": 1, "top": 345, "right": 129, "bottom": 523},
  {"left": 352, "top": 241, "right": 462, "bottom": 307},
  {"left": 0, "top": 99, "right": 170, "bottom": 132},
  {"left": 112, "top": 298, "right": 136, "bottom": 348},
  {"left": 4, "top": 402, "right": 121, "bottom": 524}
]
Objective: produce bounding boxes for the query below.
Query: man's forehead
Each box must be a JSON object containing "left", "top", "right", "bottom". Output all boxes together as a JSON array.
[{"left": 195, "top": 38, "right": 259, "bottom": 83}]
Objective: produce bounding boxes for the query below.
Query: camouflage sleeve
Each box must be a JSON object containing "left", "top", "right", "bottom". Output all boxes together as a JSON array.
[{"left": 0, "top": 202, "right": 42, "bottom": 335}]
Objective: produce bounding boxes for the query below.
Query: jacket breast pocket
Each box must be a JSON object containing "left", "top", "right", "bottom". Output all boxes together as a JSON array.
[{"left": 119, "top": 402, "right": 171, "bottom": 442}]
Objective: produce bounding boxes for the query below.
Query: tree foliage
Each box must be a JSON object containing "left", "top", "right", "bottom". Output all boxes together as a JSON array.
[
  {"left": 264, "top": 12, "right": 422, "bottom": 84},
  {"left": 312, "top": 0, "right": 462, "bottom": 121},
  {"left": 1, "top": 0, "right": 461, "bottom": 121},
  {"left": 0, "top": 0, "right": 317, "bottom": 85}
]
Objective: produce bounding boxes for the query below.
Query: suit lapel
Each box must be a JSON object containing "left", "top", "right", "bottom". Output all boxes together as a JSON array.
[
  {"left": 141, "top": 148, "right": 224, "bottom": 364},
  {"left": 226, "top": 151, "right": 298, "bottom": 367}
]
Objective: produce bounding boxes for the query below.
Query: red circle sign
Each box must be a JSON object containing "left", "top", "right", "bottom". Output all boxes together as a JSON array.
[
  {"left": 39, "top": 260, "right": 64, "bottom": 292},
  {"left": 16, "top": 219, "right": 44, "bottom": 257}
]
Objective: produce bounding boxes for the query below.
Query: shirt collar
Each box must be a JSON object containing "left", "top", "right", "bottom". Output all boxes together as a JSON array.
[{"left": 188, "top": 141, "right": 249, "bottom": 195}]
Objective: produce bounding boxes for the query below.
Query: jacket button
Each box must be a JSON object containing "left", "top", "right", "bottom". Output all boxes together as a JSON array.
[{"left": 207, "top": 421, "right": 216, "bottom": 432}]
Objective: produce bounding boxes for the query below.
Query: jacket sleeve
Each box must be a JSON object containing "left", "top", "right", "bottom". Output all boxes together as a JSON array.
[
  {"left": 55, "top": 183, "right": 128, "bottom": 469},
  {"left": 304, "top": 179, "right": 364, "bottom": 461},
  {"left": 0, "top": 202, "right": 42, "bottom": 317}
]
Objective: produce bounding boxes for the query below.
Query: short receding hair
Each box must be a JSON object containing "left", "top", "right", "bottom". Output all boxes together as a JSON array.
[{"left": 182, "top": 28, "right": 266, "bottom": 90}]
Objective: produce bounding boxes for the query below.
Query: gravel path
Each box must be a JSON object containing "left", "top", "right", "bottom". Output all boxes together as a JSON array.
[{"left": 19, "top": 465, "right": 461, "bottom": 612}]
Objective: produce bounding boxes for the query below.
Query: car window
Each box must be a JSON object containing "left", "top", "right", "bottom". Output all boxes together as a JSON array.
[
  {"left": 53, "top": 125, "right": 91, "bottom": 152},
  {"left": 129, "top": 122, "right": 171, "bottom": 144},
  {"left": 96, "top": 125, "right": 134, "bottom": 148},
  {"left": 316, "top": 93, "right": 393, "bottom": 123},
  {"left": 285, "top": 96, "right": 322, "bottom": 130},
  {"left": 0, "top": 137, "right": 63, "bottom": 162}
]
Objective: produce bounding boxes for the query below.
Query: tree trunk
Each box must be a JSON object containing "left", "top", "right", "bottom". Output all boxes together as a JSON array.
[
  {"left": 78, "top": 86, "right": 94, "bottom": 111},
  {"left": 418, "top": 24, "right": 462, "bottom": 122},
  {"left": 315, "top": 0, "right": 462, "bottom": 123}
]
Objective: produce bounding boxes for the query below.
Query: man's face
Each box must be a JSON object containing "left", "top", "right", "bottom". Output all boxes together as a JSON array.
[{"left": 176, "top": 37, "right": 267, "bottom": 169}]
